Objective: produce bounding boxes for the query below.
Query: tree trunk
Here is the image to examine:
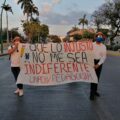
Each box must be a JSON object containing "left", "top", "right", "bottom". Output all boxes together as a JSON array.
[
  {"left": 0, "top": 0, "right": 7, "bottom": 53},
  {"left": 83, "top": 24, "right": 84, "bottom": 30},
  {"left": 6, "top": 11, "right": 9, "bottom": 45}
]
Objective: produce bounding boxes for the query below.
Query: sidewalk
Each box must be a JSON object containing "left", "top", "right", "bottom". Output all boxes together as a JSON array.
[
  {"left": 107, "top": 50, "right": 120, "bottom": 56},
  {"left": 0, "top": 56, "right": 120, "bottom": 120}
]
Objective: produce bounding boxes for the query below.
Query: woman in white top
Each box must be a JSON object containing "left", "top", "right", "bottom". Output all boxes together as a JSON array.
[
  {"left": 90, "top": 32, "right": 107, "bottom": 100},
  {"left": 8, "top": 36, "right": 23, "bottom": 97}
]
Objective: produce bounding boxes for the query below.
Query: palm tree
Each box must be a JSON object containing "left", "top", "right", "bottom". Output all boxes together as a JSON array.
[
  {"left": 29, "top": 3, "right": 39, "bottom": 20},
  {"left": 2, "top": 4, "right": 13, "bottom": 44},
  {"left": 78, "top": 14, "right": 88, "bottom": 29},
  {"left": 17, "top": 0, "right": 39, "bottom": 21},
  {"left": 17, "top": 0, "right": 33, "bottom": 21},
  {"left": 0, "top": 0, "right": 6, "bottom": 53}
]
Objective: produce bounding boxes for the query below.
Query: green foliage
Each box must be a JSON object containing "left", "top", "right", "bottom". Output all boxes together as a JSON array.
[
  {"left": 106, "top": 45, "right": 112, "bottom": 50},
  {"left": 39, "top": 24, "right": 49, "bottom": 43},
  {"left": 106, "top": 45, "right": 120, "bottom": 51},
  {"left": 92, "top": 0, "right": 120, "bottom": 41},
  {"left": 113, "top": 45, "right": 120, "bottom": 51},
  {"left": 72, "top": 25, "right": 79, "bottom": 31},
  {"left": 1, "top": 31, "right": 7, "bottom": 42},
  {"left": 17, "top": 0, "right": 39, "bottom": 21},
  {"left": 22, "top": 20, "right": 49, "bottom": 43},
  {"left": 48, "top": 35, "right": 61, "bottom": 43},
  {"left": 78, "top": 14, "right": 88, "bottom": 29},
  {"left": 17, "top": 0, "right": 33, "bottom": 8},
  {"left": 2, "top": 4, "right": 13, "bottom": 13},
  {"left": 2, "top": 28, "right": 22, "bottom": 42},
  {"left": 98, "top": 29, "right": 109, "bottom": 37},
  {"left": 73, "top": 34, "right": 82, "bottom": 41},
  {"left": 23, "top": 20, "right": 40, "bottom": 38},
  {"left": 82, "top": 30, "right": 95, "bottom": 39},
  {"left": 10, "top": 29, "right": 22, "bottom": 41}
]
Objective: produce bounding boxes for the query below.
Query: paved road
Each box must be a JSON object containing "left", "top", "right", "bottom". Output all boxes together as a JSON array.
[{"left": 0, "top": 56, "right": 120, "bottom": 120}]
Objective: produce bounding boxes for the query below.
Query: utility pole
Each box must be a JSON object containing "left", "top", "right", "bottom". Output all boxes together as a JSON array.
[{"left": 0, "top": 0, "right": 7, "bottom": 53}]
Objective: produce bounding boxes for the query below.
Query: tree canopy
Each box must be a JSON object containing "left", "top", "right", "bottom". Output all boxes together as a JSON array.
[
  {"left": 92, "top": 0, "right": 120, "bottom": 42},
  {"left": 22, "top": 19, "right": 49, "bottom": 43},
  {"left": 17, "top": 0, "right": 39, "bottom": 21}
]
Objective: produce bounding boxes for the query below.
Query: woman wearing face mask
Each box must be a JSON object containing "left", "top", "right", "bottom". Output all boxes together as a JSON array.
[
  {"left": 8, "top": 36, "right": 23, "bottom": 97},
  {"left": 90, "top": 32, "right": 107, "bottom": 100}
]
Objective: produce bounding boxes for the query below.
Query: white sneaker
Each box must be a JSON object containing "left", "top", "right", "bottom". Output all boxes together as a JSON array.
[
  {"left": 14, "top": 89, "right": 19, "bottom": 94},
  {"left": 19, "top": 90, "right": 24, "bottom": 97}
]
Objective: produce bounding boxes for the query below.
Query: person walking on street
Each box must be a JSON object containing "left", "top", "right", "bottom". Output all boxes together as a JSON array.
[
  {"left": 90, "top": 32, "right": 107, "bottom": 100},
  {"left": 8, "top": 36, "right": 23, "bottom": 97}
]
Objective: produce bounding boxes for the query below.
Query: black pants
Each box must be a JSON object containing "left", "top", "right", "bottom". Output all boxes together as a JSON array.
[
  {"left": 11, "top": 67, "right": 23, "bottom": 89},
  {"left": 90, "top": 60, "right": 103, "bottom": 95}
]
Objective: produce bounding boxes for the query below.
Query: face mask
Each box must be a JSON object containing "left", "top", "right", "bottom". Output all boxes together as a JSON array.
[{"left": 96, "top": 37, "right": 104, "bottom": 42}]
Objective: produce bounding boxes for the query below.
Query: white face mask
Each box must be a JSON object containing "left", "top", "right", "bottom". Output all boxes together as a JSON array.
[{"left": 98, "top": 35, "right": 102, "bottom": 38}]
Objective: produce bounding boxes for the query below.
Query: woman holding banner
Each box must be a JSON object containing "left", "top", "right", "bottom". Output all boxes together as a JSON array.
[
  {"left": 90, "top": 32, "right": 107, "bottom": 100},
  {"left": 8, "top": 36, "right": 23, "bottom": 97}
]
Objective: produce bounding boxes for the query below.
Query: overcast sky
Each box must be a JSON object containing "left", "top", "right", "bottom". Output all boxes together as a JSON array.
[{"left": 0, "top": 0, "right": 106, "bottom": 36}]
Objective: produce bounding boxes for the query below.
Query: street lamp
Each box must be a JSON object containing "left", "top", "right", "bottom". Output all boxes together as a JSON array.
[{"left": 0, "top": 0, "right": 7, "bottom": 53}]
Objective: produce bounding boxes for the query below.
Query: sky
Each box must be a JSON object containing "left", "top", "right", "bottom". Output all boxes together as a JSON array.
[{"left": 0, "top": 0, "right": 106, "bottom": 36}]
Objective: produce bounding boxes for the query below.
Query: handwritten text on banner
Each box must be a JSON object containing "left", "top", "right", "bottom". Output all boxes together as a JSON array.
[{"left": 17, "top": 40, "right": 98, "bottom": 86}]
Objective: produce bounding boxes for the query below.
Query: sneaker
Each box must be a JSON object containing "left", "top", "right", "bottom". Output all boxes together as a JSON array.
[
  {"left": 19, "top": 90, "right": 24, "bottom": 97},
  {"left": 14, "top": 89, "right": 19, "bottom": 94}
]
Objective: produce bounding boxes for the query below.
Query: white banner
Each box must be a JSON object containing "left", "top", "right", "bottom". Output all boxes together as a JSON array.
[{"left": 17, "top": 40, "right": 98, "bottom": 86}]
